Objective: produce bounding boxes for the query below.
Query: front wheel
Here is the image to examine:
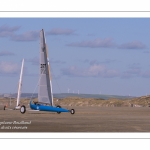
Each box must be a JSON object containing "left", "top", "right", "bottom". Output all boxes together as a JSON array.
[
  {"left": 56, "top": 105, "right": 61, "bottom": 114},
  {"left": 70, "top": 109, "right": 75, "bottom": 114},
  {"left": 20, "top": 105, "right": 26, "bottom": 114}
]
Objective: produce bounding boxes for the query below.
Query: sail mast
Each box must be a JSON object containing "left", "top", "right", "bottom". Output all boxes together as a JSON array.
[
  {"left": 38, "top": 29, "right": 53, "bottom": 105},
  {"left": 46, "top": 44, "right": 54, "bottom": 106},
  {"left": 16, "top": 59, "right": 24, "bottom": 107}
]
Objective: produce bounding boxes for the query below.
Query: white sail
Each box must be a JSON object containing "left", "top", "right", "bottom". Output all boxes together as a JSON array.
[
  {"left": 38, "top": 29, "right": 53, "bottom": 105},
  {"left": 16, "top": 59, "right": 24, "bottom": 108}
]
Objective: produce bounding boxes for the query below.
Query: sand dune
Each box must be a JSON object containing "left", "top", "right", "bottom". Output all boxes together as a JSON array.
[
  {"left": 0, "top": 96, "right": 150, "bottom": 132},
  {"left": 1, "top": 95, "right": 150, "bottom": 108}
]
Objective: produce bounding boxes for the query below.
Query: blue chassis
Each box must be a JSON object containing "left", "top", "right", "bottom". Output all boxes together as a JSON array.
[{"left": 30, "top": 100, "right": 70, "bottom": 113}]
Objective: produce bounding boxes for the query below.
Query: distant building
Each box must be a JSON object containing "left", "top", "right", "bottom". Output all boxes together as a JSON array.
[{"left": 4, "top": 94, "right": 11, "bottom": 98}]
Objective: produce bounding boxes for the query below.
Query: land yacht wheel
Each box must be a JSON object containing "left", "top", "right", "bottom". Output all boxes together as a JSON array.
[
  {"left": 70, "top": 109, "right": 75, "bottom": 114},
  {"left": 56, "top": 105, "right": 61, "bottom": 114},
  {"left": 4, "top": 106, "right": 6, "bottom": 110},
  {"left": 20, "top": 105, "right": 26, "bottom": 114}
]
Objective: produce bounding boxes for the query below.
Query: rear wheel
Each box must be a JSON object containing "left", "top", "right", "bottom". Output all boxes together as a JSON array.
[
  {"left": 4, "top": 106, "right": 6, "bottom": 110},
  {"left": 20, "top": 105, "right": 26, "bottom": 114},
  {"left": 56, "top": 105, "right": 61, "bottom": 114},
  {"left": 70, "top": 109, "right": 75, "bottom": 114}
]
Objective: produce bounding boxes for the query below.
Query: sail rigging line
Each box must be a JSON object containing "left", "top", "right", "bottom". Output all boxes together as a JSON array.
[
  {"left": 48, "top": 61, "right": 62, "bottom": 94},
  {"left": 30, "top": 67, "right": 46, "bottom": 100},
  {"left": 53, "top": 75, "right": 62, "bottom": 94}
]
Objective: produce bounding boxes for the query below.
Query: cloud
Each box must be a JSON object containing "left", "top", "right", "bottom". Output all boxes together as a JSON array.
[
  {"left": 67, "top": 38, "right": 116, "bottom": 48},
  {"left": 121, "top": 63, "right": 142, "bottom": 78},
  {"left": 0, "top": 51, "right": 15, "bottom": 56},
  {"left": 79, "top": 59, "right": 119, "bottom": 67},
  {"left": 26, "top": 57, "right": 39, "bottom": 65},
  {"left": 11, "top": 31, "right": 39, "bottom": 41},
  {"left": 62, "top": 64, "right": 119, "bottom": 78},
  {"left": 121, "top": 64, "right": 150, "bottom": 79},
  {"left": 0, "top": 25, "right": 38, "bottom": 42},
  {"left": 51, "top": 59, "right": 66, "bottom": 64},
  {"left": 0, "top": 61, "right": 20, "bottom": 75},
  {"left": 141, "top": 71, "right": 150, "bottom": 78},
  {"left": 119, "top": 63, "right": 150, "bottom": 79},
  {"left": 62, "top": 61, "right": 150, "bottom": 79},
  {"left": 119, "top": 41, "right": 146, "bottom": 49},
  {"left": 89, "top": 59, "right": 118, "bottom": 65},
  {"left": 67, "top": 37, "right": 146, "bottom": 50},
  {"left": 26, "top": 57, "right": 66, "bottom": 66},
  {"left": 87, "top": 33, "right": 95, "bottom": 36},
  {"left": 46, "top": 28, "right": 75, "bottom": 35},
  {"left": 0, "top": 25, "right": 20, "bottom": 37},
  {"left": 121, "top": 69, "right": 141, "bottom": 78}
]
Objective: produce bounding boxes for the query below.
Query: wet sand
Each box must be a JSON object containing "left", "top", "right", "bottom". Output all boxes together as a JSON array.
[{"left": 0, "top": 105, "right": 150, "bottom": 132}]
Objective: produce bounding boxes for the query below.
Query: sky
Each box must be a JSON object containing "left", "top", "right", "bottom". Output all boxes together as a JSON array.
[{"left": 0, "top": 18, "right": 150, "bottom": 96}]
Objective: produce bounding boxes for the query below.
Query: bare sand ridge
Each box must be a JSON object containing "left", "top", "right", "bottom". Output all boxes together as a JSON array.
[{"left": 0, "top": 96, "right": 150, "bottom": 132}]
